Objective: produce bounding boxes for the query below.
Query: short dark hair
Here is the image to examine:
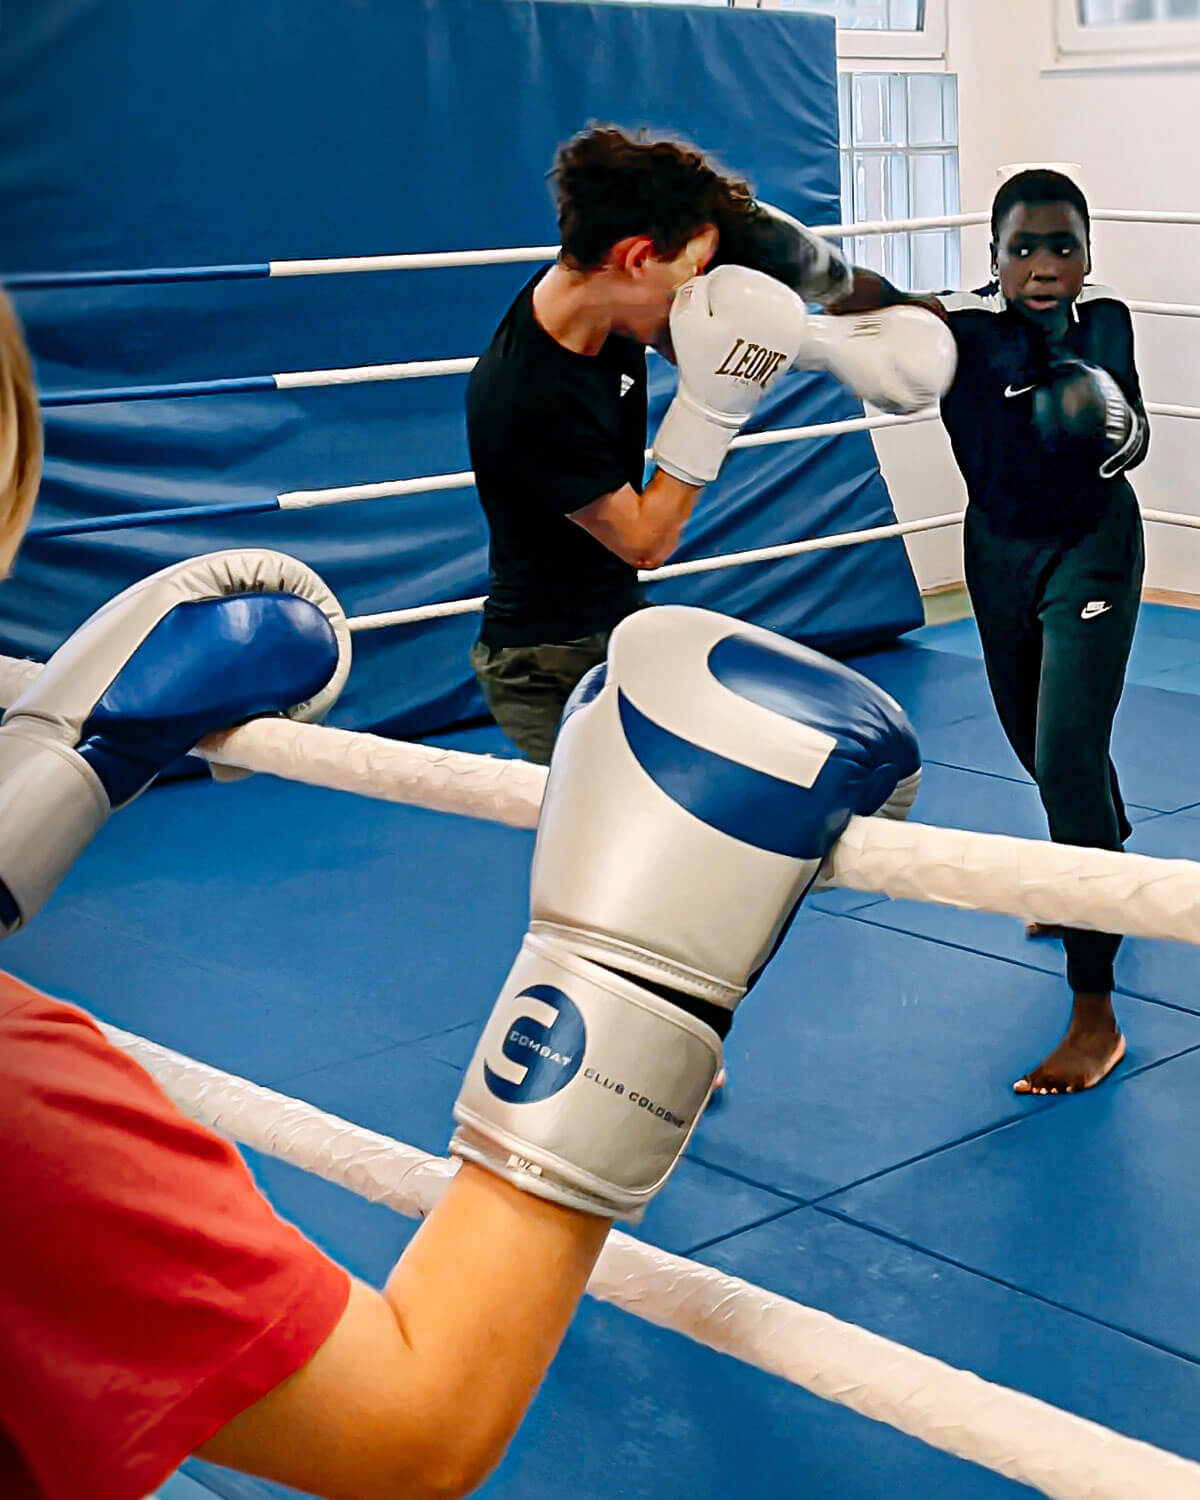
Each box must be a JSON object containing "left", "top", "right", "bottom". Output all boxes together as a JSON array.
[
  {"left": 990, "top": 168, "right": 1091, "bottom": 243},
  {"left": 552, "top": 125, "right": 753, "bottom": 270}
]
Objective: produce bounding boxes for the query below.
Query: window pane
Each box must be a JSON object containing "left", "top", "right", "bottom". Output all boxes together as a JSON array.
[
  {"left": 774, "top": 0, "right": 925, "bottom": 28},
  {"left": 1079, "top": 0, "right": 1200, "bottom": 19},
  {"left": 884, "top": 231, "right": 911, "bottom": 288},
  {"left": 909, "top": 151, "right": 947, "bottom": 216},
  {"left": 840, "top": 68, "right": 959, "bottom": 291},
  {"left": 911, "top": 230, "right": 949, "bottom": 290},
  {"left": 854, "top": 153, "right": 888, "bottom": 224},
  {"left": 907, "top": 74, "right": 954, "bottom": 147},
  {"left": 852, "top": 73, "right": 904, "bottom": 145}
]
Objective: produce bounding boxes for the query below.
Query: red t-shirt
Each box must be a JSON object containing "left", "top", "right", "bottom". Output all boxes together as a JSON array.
[{"left": 0, "top": 976, "right": 351, "bottom": 1500}]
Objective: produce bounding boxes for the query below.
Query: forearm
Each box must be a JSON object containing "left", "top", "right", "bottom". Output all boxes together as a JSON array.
[
  {"left": 384, "top": 1165, "right": 610, "bottom": 1465},
  {"left": 633, "top": 470, "right": 701, "bottom": 566},
  {"left": 198, "top": 1165, "right": 609, "bottom": 1500},
  {"left": 830, "top": 268, "right": 947, "bottom": 322}
]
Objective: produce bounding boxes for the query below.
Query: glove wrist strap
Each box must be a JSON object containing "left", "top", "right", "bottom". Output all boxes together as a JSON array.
[
  {"left": 0, "top": 729, "right": 109, "bottom": 931},
  {"left": 452, "top": 933, "right": 722, "bottom": 1220}
]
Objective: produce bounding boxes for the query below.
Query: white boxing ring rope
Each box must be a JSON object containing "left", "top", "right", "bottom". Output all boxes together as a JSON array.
[
  {"left": 98, "top": 1019, "right": 1200, "bottom": 1500},
  {"left": 0, "top": 641, "right": 1198, "bottom": 943}
]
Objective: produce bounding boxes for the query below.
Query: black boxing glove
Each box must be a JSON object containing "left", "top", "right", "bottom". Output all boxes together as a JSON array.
[
  {"left": 711, "top": 200, "right": 852, "bottom": 306},
  {"left": 1031, "top": 358, "right": 1145, "bottom": 478}
]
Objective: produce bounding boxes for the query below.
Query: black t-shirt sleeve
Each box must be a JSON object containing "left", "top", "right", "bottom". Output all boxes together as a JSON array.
[{"left": 500, "top": 387, "right": 635, "bottom": 518}]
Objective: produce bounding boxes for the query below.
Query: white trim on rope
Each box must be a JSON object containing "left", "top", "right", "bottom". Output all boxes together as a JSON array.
[
  {"left": 1129, "top": 301, "right": 1200, "bottom": 320},
  {"left": 269, "top": 246, "right": 560, "bottom": 276},
  {"left": 344, "top": 509, "right": 967, "bottom": 632},
  {"left": 274, "top": 410, "right": 931, "bottom": 511},
  {"left": 273, "top": 401, "right": 1193, "bottom": 516},
  {"left": 273, "top": 357, "right": 477, "bottom": 389},
  {"left": 258, "top": 207, "right": 1200, "bottom": 282},
  {"left": 99, "top": 1020, "right": 1200, "bottom": 1500}
]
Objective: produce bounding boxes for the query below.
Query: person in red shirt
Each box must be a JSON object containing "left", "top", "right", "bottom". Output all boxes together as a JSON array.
[
  {"left": 0, "top": 284, "right": 611, "bottom": 1500},
  {"left": 0, "top": 976, "right": 609, "bottom": 1500}
]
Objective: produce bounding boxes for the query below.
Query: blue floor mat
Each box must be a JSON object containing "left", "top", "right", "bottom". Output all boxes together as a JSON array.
[
  {"left": 688, "top": 906, "right": 1200, "bottom": 1202},
  {"left": 909, "top": 610, "right": 1200, "bottom": 686},
  {"left": 1, "top": 773, "right": 536, "bottom": 1085},
  {"left": 182, "top": 1207, "right": 1200, "bottom": 1500},
  {"left": 828, "top": 1046, "right": 1200, "bottom": 1361}
]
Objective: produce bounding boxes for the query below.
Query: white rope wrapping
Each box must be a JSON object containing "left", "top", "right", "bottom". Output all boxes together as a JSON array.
[
  {"left": 273, "top": 357, "right": 476, "bottom": 389},
  {"left": 97, "top": 711, "right": 1200, "bottom": 944},
  {"left": 97, "top": 1021, "right": 1200, "bottom": 1500},
  {"left": 198, "top": 718, "right": 549, "bottom": 826},
  {"left": 258, "top": 206, "right": 1200, "bottom": 283},
  {"left": 347, "top": 508, "right": 965, "bottom": 631},
  {"left": 271, "top": 401, "right": 1193, "bottom": 519},
  {"left": 1130, "top": 301, "right": 1200, "bottom": 319},
  {"left": 274, "top": 410, "right": 931, "bottom": 511},
  {"left": 3, "top": 653, "right": 1200, "bottom": 940}
]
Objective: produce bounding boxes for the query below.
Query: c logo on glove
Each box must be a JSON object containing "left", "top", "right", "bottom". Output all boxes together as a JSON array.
[{"left": 483, "top": 985, "right": 587, "bottom": 1104}]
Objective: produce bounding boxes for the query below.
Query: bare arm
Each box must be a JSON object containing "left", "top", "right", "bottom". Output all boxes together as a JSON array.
[
  {"left": 830, "top": 267, "right": 948, "bottom": 324},
  {"left": 198, "top": 1164, "right": 610, "bottom": 1500},
  {"left": 570, "top": 470, "right": 703, "bottom": 571}
]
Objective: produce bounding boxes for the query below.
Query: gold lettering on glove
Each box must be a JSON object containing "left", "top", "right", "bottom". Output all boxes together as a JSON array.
[{"left": 714, "top": 339, "right": 789, "bottom": 387}]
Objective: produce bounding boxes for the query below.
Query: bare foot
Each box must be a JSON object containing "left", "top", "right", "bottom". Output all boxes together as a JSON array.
[
  {"left": 1024, "top": 921, "right": 1065, "bottom": 940},
  {"left": 713, "top": 1067, "right": 727, "bottom": 1092},
  {"left": 1013, "top": 992, "right": 1126, "bottom": 1095}
]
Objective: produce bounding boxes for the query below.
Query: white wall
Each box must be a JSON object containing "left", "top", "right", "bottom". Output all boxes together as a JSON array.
[{"left": 868, "top": 0, "right": 1200, "bottom": 594}]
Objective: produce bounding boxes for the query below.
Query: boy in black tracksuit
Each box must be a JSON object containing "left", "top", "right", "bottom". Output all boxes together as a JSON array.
[{"left": 845, "top": 170, "right": 1149, "bottom": 1095}]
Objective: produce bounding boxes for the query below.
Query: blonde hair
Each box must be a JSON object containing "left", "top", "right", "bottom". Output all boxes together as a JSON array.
[{"left": 0, "top": 287, "right": 41, "bottom": 576}]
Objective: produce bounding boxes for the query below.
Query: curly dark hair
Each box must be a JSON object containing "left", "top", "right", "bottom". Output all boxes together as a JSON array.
[{"left": 552, "top": 125, "right": 754, "bottom": 270}]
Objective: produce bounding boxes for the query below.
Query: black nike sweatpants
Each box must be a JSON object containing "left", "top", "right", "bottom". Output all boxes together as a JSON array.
[{"left": 963, "top": 491, "right": 1144, "bottom": 994}]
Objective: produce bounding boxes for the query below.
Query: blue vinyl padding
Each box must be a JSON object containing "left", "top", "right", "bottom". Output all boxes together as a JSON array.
[
  {"left": 1, "top": 0, "right": 922, "bottom": 736},
  {"left": 41, "top": 375, "right": 278, "bottom": 408},
  {"left": 3, "top": 264, "right": 271, "bottom": 291}
]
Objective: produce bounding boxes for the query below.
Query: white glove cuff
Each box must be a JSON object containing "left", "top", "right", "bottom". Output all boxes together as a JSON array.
[
  {"left": 652, "top": 393, "right": 740, "bottom": 486},
  {"left": 452, "top": 933, "right": 722, "bottom": 1219},
  {"left": 0, "top": 730, "right": 109, "bottom": 931}
]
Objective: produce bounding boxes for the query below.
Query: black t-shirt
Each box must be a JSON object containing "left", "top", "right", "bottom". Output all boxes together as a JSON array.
[
  {"left": 939, "top": 282, "right": 1149, "bottom": 540},
  {"left": 467, "top": 269, "right": 648, "bottom": 647}
]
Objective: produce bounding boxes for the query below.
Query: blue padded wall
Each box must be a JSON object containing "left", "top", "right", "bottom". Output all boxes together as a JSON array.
[{"left": 0, "top": 0, "right": 922, "bottom": 734}]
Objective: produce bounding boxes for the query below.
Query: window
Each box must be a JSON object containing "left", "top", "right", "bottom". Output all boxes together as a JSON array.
[
  {"left": 1057, "top": 0, "right": 1200, "bottom": 54},
  {"left": 773, "top": 1, "right": 923, "bottom": 26},
  {"left": 838, "top": 72, "right": 960, "bottom": 291},
  {"left": 733, "top": 0, "right": 948, "bottom": 56},
  {"left": 1080, "top": 0, "right": 1200, "bottom": 20}
]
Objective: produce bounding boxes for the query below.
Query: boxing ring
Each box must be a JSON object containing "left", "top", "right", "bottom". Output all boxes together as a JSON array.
[{"left": 13, "top": 205, "right": 1200, "bottom": 1499}]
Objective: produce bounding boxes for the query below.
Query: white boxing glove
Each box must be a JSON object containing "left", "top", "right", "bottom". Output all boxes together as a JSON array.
[
  {"left": 796, "top": 304, "right": 957, "bottom": 415},
  {"left": 0, "top": 549, "right": 350, "bottom": 933},
  {"left": 651, "top": 265, "right": 811, "bottom": 486},
  {"left": 452, "top": 605, "right": 920, "bottom": 1219}
]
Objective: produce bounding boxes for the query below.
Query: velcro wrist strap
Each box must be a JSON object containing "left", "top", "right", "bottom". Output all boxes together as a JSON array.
[
  {"left": 0, "top": 728, "right": 110, "bottom": 931},
  {"left": 652, "top": 394, "right": 738, "bottom": 486},
  {"left": 452, "top": 933, "right": 722, "bottom": 1219}
]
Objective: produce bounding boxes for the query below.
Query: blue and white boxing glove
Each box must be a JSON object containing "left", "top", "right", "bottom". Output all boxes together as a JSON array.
[
  {"left": 0, "top": 549, "right": 350, "bottom": 934},
  {"left": 452, "top": 604, "right": 919, "bottom": 1218}
]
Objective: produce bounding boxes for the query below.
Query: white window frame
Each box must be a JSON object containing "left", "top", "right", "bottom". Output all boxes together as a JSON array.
[
  {"left": 745, "top": 1, "right": 947, "bottom": 60},
  {"left": 1055, "top": 0, "right": 1200, "bottom": 60}
]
